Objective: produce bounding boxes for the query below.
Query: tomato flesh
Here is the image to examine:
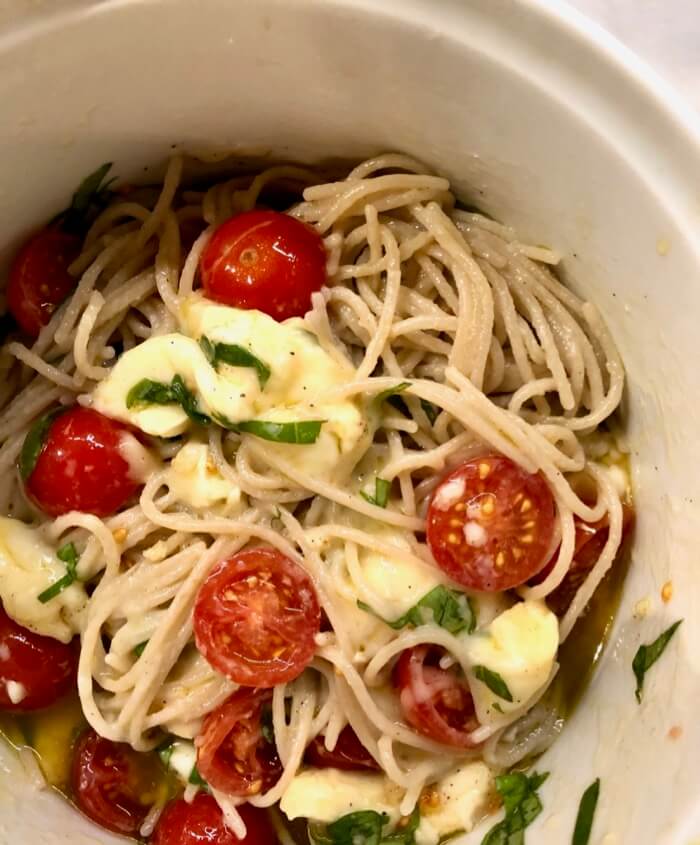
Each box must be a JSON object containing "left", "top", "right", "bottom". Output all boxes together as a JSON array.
[
  {"left": 393, "top": 646, "right": 480, "bottom": 748},
  {"left": 7, "top": 225, "right": 82, "bottom": 337},
  {"left": 200, "top": 210, "right": 326, "bottom": 321},
  {"left": 427, "top": 455, "right": 556, "bottom": 592},
  {"left": 23, "top": 407, "right": 143, "bottom": 517},
  {"left": 71, "top": 729, "right": 155, "bottom": 836},
  {"left": 305, "top": 725, "right": 379, "bottom": 772},
  {"left": 0, "top": 606, "right": 77, "bottom": 711},
  {"left": 196, "top": 688, "right": 281, "bottom": 797},
  {"left": 193, "top": 547, "right": 320, "bottom": 687},
  {"left": 151, "top": 793, "right": 278, "bottom": 845}
]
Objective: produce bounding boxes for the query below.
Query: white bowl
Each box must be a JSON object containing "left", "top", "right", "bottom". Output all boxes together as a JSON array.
[{"left": 0, "top": 1, "right": 698, "bottom": 843}]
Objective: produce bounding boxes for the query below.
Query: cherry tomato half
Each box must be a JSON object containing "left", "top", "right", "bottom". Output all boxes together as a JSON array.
[
  {"left": 0, "top": 606, "right": 77, "bottom": 711},
  {"left": 7, "top": 225, "right": 82, "bottom": 337},
  {"left": 151, "top": 794, "right": 279, "bottom": 845},
  {"left": 393, "top": 646, "right": 480, "bottom": 749},
  {"left": 305, "top": 725, "right": 379, "bottom": 772},
  {"left": 71, "top": 729, "right": 156, "bottom": 836},
  {"left": 193, "top": 547, "right": 320, "bottom": 687},
  {"left": 22, "top": 407, "right": 144, "bottom": 518},
  {"left": 196, "top": 688, "right": 281, "bottom": 797},
  {"left": 427, "top": 455, "right": 556, "bottom": 592},
  {"left": 200, "top": 210, "right": 326, "bottom": 321}
]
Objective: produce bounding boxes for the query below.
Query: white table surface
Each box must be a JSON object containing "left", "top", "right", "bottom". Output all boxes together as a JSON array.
[{"left": 566, "top": 0, "right": 700, "bottom": 112}]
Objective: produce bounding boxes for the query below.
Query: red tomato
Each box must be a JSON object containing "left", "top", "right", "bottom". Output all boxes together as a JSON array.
[
  {"left": 200, "top": 210, "right": 326, "bottom": 321},
  {"left": 151, "top": 794, "right": 279, "bottom": 845},
  {"left": 393, "top": 646, "right": 480, "bottom": 748},
  {"left": 22, "top": 407, "right": 143, "bottom": 517},
  {"left": 196, "top": 688, "right": 281, "bottom": 797},
  {"left": 71, "top": 729, "right": 155, "bottom": 836},
  {"left": 193, "top": 547, "right": 320, "bottom": 687},
  {"left": 7, "top": 225, "right": 82, "bottom": 337},
  {"left": 0, "top": 606, "right": 77, "bottom": 711},
  {"left": 305, "top": 725, "right": 379, "bottom": 772},
  {"left": 426, "top": 455, "right": 556, "bottom": 592}
]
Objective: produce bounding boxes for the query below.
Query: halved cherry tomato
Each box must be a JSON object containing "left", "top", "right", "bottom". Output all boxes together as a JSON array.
[
  {"left": 7, "top": 225, "right": 82, "bottom": 337},
  {"left": 195, "top": 688, "right": 281, "bottom": 797},
  {"left": 22, "top": 407, "right": 144, "bottom": 517},
  {"left": 426, "top": 455, "right": 556, "bottom": 592},
  {"left": 305, "top": 725, "right": 379, "bottom": 772},
  {"left": 193, "top": 547, "right": 320, "bottom": 687},
  {"left": 0, "top": 606, "right": 77, "bottom": 711},
  {"left": 151, "top": 793, "right": 279, "bottom": 845},
  {"left": 393, "top": 645, "right": 480, "bottom": 748},
  {"left": 71, "top": 729, "right": 157, "bottom": 836},
  {"left": 199, "top": 210, "right": 326, "bottom": 321}
]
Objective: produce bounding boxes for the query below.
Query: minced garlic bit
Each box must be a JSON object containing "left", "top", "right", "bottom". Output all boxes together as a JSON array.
[
  {"left": 633, "top": 597, "right": 651, "bottom": 619},
  {"left": 661, "top": 581, "right": 673, "bottom": 603}
]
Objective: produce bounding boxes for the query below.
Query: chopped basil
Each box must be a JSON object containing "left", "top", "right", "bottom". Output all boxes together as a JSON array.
[
  {"left": 360, "top": 477, "right": 391, "bottom": 508},
  {"left": 572, "top": 779, "right": 600, "bottom": 845},
  {"left": 126, "top": 375, "right": 211, "bottom": 425},
  {"left": 420, "top": 399, "right": 439, "bottom": 425},
  {"left": 60, "top": 163, "right": 115, "bottom": 234},
  {"left": 157, "top": 739, "right": 175, "bottom": 768},
  {"left": 133, "top": 640, "right": 149, "bottom": 658},
  {"left": 375, "top": 382, "right": 411, "bottom": 404},
  {"left": 481, "top": 771, "right": 549, "bottom": 845},
  {"left": 37, "top": 542, "right": 80, "bottom": 604},
  {"left": 188, "top": 764, "right": 207, "bottom": 787},
  {"left": 199, "top": 335, "right": 271, "bottom": 389},
  {"left": 19, "top": 410, "right": 61, "bottom": 480},
  {"left": 309, "top": 807, "right": 419, "bottom": 845},
  {"left": 215, "top": 414, "right": 324, "bottom": 444},
  {"left": 632, "top": 619, "right": 683, "bottom": 703},
  {"left": 473, "top": 666, "right": 514, "bottom": 702},
  {"left": 358, "top": 585, "right": 476, "bottom": 636},
  {"left": 377, "top": 386, "right": 438, "bottom": 427}
]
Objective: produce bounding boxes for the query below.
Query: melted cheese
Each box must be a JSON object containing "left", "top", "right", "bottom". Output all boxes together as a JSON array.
[
  {"left": 416, "top": 762, "right": 493, "bottom": 845},
  {"left": 464, "top": 600, "right": 558, "bottom": 725},
  {"left": 280, "top": 769, "right": 403, "bottom": 824},
  {"left": 163, "top": 441, "right": 243, "bottom": 510},
  {"left": 0, "top": 518, "right": 87, "bottom": 643}
]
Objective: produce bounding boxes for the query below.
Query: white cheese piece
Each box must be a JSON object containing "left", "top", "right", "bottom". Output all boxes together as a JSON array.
[
  {"left": 166, "top": 740, "right": 197, "bottom": 783},
  {"left": 117, "top": 431, "right": 161, "bottom": 483},
  {"left": 280, "top": 768, "right": 403, "bottom": 824},
  {"left": 416, "top": 762, "right": 494, "bottom": 845},
  {"left": 464, "top": 600, "right": 559, "bottom": 725},
  {"left": 163, "top": 441, "right": 243, "bottom": 510},
  {"left": 0, "top": 518, "right": 87, "bottom": 643},
  {"left": 5, "top": 680, "right": 27, "bottom": 705}
]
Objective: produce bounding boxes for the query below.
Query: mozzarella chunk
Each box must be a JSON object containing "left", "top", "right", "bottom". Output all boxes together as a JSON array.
[
  {"left": 163, "top": 442, "right": 243, "bottom": 510},
  {"left": 0, "top": 518, "right": 86, "bottom": 643},
  {"left": 165, "top": 740, "right": 197, "bottom": 783},
  {"left": 464, "top": 600, "right": 558, "bottom": 725},
  {"left": 416, "top": 762, "right": 494, "bottom": 845},
  {"left": 280, "top": 769, "right": 403, "bottom": 824}
]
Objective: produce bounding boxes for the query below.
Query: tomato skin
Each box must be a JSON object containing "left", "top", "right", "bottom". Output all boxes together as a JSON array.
[
  {"left": 196, "top": 688, "right": 281, "bottom": 797},
  {"left": 7, "top": 225, "right": 82, "bottom": 337},
  {"left": 71, "top": 729, "right": 152, "bottom": 836},
  {"left": 427, "top": 455, "right": 556, "bottom": 592},
  {"left": 393, "top": 646, "right": 481, "bottom": 749},
  {"left": 151, "top": 794, "right": 278, "bottom": 845},
  {"left": 305, "top": 725, "right": 379, "bottom": 772},
  {"left": 0, "top": 606, "right": 77, "bottom": 711},
  {"left": 23, "top": 407, "right": 142, "bottom": 517},
  {"left": 200, "top": 210, "right": 326, "bottom": 321},
  {"left": 193, "top": 548, "right": 320, "bottom": 688}
]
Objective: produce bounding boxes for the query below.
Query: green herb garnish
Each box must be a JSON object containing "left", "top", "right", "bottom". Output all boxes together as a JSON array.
[
  {"left": 19, "top": 410, "right": 61, "bottom": 480},
  {"left": 420, "top": 399, "right": 439, "bottom": 425},
  {"left": 309, "top": 807, "right": 420, "bottom": 845},
  {"left": 632, "top": 619, "right": 683, "bottom": 703},
  {"left": 375, "top": 382, "right": 411, "bottom": 404},
  {"left": 37, "top": 542, "right": 80, "bottom": 604},
  {"left": 481, "top": 771, "right": 549, "bottom": 845},
  {"left": 199, "top": 336, "right": 271, "bottom": 388},
  {"left": 157, "top": 739, "right": 175, "bottom": 769},
  {"left": 188, "top": 764, "right": 207, "bottom": 787},
  {"left": 473, "top": 666, "right": 514, "bottom": 702},
  {"left": 360, "top": 477, "right": 391, "bottom": 508},
  {"left": 214, "top": 414, "right": 324, "bottom": 444},
  {"left": 126, "top": 375, "right": 211, "bottom": 425},
  {"left": 133, "top": 640, "right": 149, "bottom": 658},
  {"left": 572, "top": 779, "right": 600, "bottom": 845},
  {"left": 358, "top": 585, "right": 476, "bottom": 636},
  {"left": 60, "top": 163, "right": 115, "bottom": 235}
]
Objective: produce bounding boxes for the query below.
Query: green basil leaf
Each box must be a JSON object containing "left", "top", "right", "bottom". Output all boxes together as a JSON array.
[
  {"left": 157, "top": 739, "right": 175, "bottom": 768},
  {"left": 57, "top": 542, "right": 79, "bottom": 575},
  {"left": 70, "top": 163, "right": 114, "bottom": 215},
  {"left": 473, "top": 665, "right": 514, "bottom": 702},
  {"left": 360, "top": 477, "right": 391, "bottom": 508},
  {"left": 481, "top": 772, "right": 549, "bottom": 845},
  {"left": 420, "top": 399, "right": 439, "bottom": 425},
  {"left": 188, "top": 764, "right": 207, "bottom": 787},
  {"left": 126, "top": 376, "right": 211, "bottom": 426},
  {"left": 632, "top": 619, "right": 682, "bottom": 703},
  {"left": 572, "top": 779, "right": 600, "bottom": 845},
  {"left": 19, "top": 410, "right": 61, "bottom": 480},
  {"left": 233, "top": 419, "right": 324, "bottom": 444},
  {"left": 37, "top": 573, "right": 75, "bottom": 604},
  {"left": 328, "top": 811, "right": 388, "bottom": 845},
  {"left": 133, "top": 640, "right": 149, "bottom": 658},
  {"left": 199, "top": 335, "right": 271, "bottom": 388},
  {"left": 58, "top": 163, "right": 116, "bottom": 234},
  {"left": 38, "top": 542, "right": 80, "bottom": 603},
  {"left": 382, "top": 806, "right": 420, "bottom": 844},
  {"left": 375, "top": 382, "right": 411, "bottom": 404},
  {"left": 170, "top": 374, "right": 212, "bottom": 425},
  {"left": 358, "top": 585, "right": 476, "bottom": 636}
]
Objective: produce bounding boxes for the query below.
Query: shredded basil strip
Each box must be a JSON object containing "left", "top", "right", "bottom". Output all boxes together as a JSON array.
[
  {"left": 309, "top": 807, "right": 420, "bottom": 845},
  {"left": 632, "top": 619, "right": 683, "bottom": 703},
  {"left": 38, "top": 542, "right": 80, "bottom": 604},
  {"left": 19, "top": 410, "right": 61, "bottom": 480},
  {"left": 358, "top": 585, "right": 476, "bottom": 636},
  {"left": 199, "top": 335, "right": 271, "bottom": 388},
  {"left": 572, "top": 779, "right": 600, "bottom": 845},
  {"left": 126, "top": 376, "right": 211, "bottom": 425},
  {"left": 375, "top": 382, "right": 411, "bottom": 404},
  {"left": 420, "top": 399, "right": 439, "bottom": 425},
  {"left": 481, "top": 771, "right": 549, "bottom": 845},
  {"left": 60, "top": 163, "right": 115, "bottom": 234},
  {"left": 157, "top": 739, "right": 175, "bottom": 768},
  {"left": 473, "top": 665, "right": 514, "bottom": 702},
  {"left": 133, "top": 641, "right": 149, "bottom": 658},
  {"left": 214, "top": 413, "right": 324, "bottom": 444},
  {"left": 188, "top": 764, "right": 207, "bottom": 787},
  {"left": 360, "top": 477, "right": 391, "bottom": 508}
]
